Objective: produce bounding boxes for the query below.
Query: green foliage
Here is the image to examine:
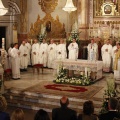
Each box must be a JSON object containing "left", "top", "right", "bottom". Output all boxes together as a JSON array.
[
  {"left": 37, "top": 33, "right": 47, "bottom": 43},
  {"left": 67, "top": 32, "right": 80, "bottom": 45},
  {"left": 55, "top": 66, "right": 91, "bottom": 86},
  {"left": 99, "top": 78, "right": 116, "bottom": 114}
]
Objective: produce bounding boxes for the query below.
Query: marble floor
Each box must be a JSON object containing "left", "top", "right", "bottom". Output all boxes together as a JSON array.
[{"left": 4, "top": 67, "right": 114, "bottom": 120}]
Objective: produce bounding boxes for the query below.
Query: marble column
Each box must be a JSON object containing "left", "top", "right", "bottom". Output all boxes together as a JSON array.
[
  {"left": 18, "top": 0, "right": 28, "bottom": 45},
  {"left": 78, "top": 0, "right": 89, "bottom": 40}
]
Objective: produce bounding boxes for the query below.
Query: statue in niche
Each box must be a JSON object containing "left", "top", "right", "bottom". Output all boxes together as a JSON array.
[{"left": 46, "top": 21, "right": 51, "bottom": 32}]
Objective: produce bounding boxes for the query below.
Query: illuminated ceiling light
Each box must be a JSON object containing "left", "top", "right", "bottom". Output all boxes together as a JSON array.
[
  {"left": 0, "top": 0, "right": 8, "bottom": 16},
  {"left": 62, "top": 0, "right": 77, "bottom": 13}
]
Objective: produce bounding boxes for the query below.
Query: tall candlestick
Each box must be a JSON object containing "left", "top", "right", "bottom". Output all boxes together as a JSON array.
[{"left": 2, "top": 38, "right": 5, "bottom": 49}]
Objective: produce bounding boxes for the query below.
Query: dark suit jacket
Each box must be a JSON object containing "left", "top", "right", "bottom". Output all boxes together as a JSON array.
[
  {"left": 99, "top": 111, "right": 120, "bottom": 120},
  {"left": 0, "top": 111, "right": 10, "bottom": 120},
  {"left": 52, "top": 107, "right": 77, "bottom": 120},
  {"left": 78, "top": 114, "right": 98, "bottom": 120}
]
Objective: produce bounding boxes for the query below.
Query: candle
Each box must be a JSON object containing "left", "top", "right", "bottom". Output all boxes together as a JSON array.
[
  {"left": 85, "top": 67, "right": 88, "bottom": 77},
  {"left": 31, "top": 39, "right": 33, "bottom": 45}
]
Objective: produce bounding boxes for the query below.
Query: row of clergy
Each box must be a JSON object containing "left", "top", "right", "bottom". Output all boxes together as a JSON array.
[{"left": 1, "top": 38, "right": 120, "bottom": 76}]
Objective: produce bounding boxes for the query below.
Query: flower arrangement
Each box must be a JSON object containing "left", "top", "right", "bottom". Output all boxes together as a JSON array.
[
  {"left": 54, "top": 65, "right": 91, "bottom": 86},
  {"left": 100, "top": 78, "right": 116, "bottom": 114},
  {"left": 37, "top": 32, "right": 47, "bottom": 43},
  {"left": 67, "top": 31, "right": 80, "bottom": 44}
]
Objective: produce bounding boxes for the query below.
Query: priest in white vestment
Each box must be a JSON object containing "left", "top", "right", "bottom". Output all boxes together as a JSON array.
[
  {"left": 11, "top": 43, "right": 20, "bottom": 79},
  {"left": 87, "top": 39, "right": 98, "bottom": 61},
  {"left": 31, "top": 39, "right": 40, "bottom": 65},
  {"left": 39, "top": 39, "right": 48, "bottom": 67},
  {"left": 112, "top": 41, "right": 119, "bottom": 70},
  {"left": 19, "top": 40, "right": 28, "bottom": 71},
  {"left": 25, "top": 39, "right": 31, "bottom": 66},
  {"left": 101, "top": 40, "right": 112, "bottom": 72},
  {"left": 114, "top": 43, "right": 120, "bottom": 79},
  {"left": 68, "top": 39, "right": 78, "bottom": 60},
  {"left": 56, "top": 39, "right": 67, "bottom": 60},
  {"left": 8, "top": 44, "right": 13, "bottom": 69},
  {"left": 47, "top": 39, "right": 56, "bottom": 68}
]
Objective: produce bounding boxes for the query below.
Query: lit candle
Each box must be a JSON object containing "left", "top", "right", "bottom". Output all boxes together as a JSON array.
[{"left": 2, "top": 38, "right": 5, "bottom": 49}]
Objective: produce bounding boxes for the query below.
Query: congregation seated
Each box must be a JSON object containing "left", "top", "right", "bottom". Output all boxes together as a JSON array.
[
  {"left": 99, "top": 97, "right": 120, "bottom": 120},
  {"left": 78, "top": 100, "right": 98, "bottom": 120},
  {"left": 34, "top": 109, "right": 50, "bottom": 120},
  {"left": 11, "top": 108, "right": 24, "bottom": 120},
  {"left": 0, "top": 96, "right": 10, "bottom": 120},
  {"left": 52, "top": 96, "right": 77, "bottom": 120}
]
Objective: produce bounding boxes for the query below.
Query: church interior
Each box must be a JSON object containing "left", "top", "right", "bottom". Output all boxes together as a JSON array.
[{"left": 0, "top": 0, "right": 120, "bottom": 120}]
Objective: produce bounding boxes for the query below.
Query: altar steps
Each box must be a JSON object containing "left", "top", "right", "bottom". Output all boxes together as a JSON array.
[{"left": 4, "top": 90, "right": 103, "bottom": 114}]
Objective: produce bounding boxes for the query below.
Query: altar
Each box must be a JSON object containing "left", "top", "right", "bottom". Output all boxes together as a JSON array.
[{"left": 53, "top": 59, "right": 103, "bottom": 80}]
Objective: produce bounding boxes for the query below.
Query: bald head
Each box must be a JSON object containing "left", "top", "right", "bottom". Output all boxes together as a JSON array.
[{"left": 60, "top": 96, "right": 69, "bottom": 107}]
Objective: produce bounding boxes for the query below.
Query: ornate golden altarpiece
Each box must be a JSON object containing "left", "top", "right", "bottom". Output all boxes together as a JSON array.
[
  {"left": 28, "top": 14, "right": 66, "bottom": 39},
  {"left": 89, "top": 0, "right": 120, "bottom": 42},
  {"left": 28, "top": 0, "right": 66, "bottom": 39}
]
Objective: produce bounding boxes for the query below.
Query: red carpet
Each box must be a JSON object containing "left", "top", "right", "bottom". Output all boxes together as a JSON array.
[{"left": 44, "top": 84, "right": 88, "bottom": 92}]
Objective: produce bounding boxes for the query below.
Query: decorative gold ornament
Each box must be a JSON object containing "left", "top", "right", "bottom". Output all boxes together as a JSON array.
[
  {"left": 38, "top": 0, "right": 58, "bottom": 14},
  {"left": 28, "top": 14, "right": 66, "bottom": 39}
]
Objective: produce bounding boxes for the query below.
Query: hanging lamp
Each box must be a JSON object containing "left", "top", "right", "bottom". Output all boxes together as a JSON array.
[
  {"left": 0, "top": 0, "right": 8, "bottom": 16},
  {"left": 62, "top": 0, "right": 77, "bottom": 13}
]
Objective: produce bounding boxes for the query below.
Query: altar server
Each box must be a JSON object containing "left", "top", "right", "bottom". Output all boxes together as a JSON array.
[
  {"left": 68, "top": 39, "right": 78, "bottom": 60},
  {"left": 39, "top": 39, "right": 48, "bottom": 67},
  {"left": 31, "top": 39, "right": 40, "bottom": 65},
  {"left": 114, "top": 42, "right": 120, "bottom": 79},
  {"left": 47, "top": 39, "right": 56, "bottom": 68},
  {"left": 56, "top": 39, "right": 67, "bottom": 60},
  {"left": 11, "top": 43, "right": 20, "bottom": 79},
  {"left": 87, "top": 39, "right": 98, "bottom": 61},
  {"left": 101, "top": 39, "right": 112, "bottom": 72},
  {"left": 19, "top": 40, "right": 28, "bottom": 71}
]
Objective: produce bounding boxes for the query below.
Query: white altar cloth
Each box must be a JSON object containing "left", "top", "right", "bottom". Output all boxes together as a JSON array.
[{"left": 53, "top": 59, "right": 103, "bottom": 80}]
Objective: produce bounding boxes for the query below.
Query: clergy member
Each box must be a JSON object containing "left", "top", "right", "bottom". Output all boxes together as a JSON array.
[
  {"left": 39, "top": 39, "right": 48, "bottom": 67},
  {"left": 56, "top": 39, "right": 67, "bottom": 60},
  {"left": 31, "top": 39, "right": 40, "bottom": 65},
  {"left": 114, "top": 42, "right": 120, "bottom": 79},
  {"left": 112, "top": 41, "right": 119, "bottom": 69},
  {"left": 11, "top": 43, "right": 20, "bottom": 80},
  {"left": 8, "top": 43, "right": 13, "bottom": 69},
  {"left": 68, "top": 39, "right": 78, "bottom": 60},
  {"left": 19, "top": 40, "right": 28, "bottom": 71},
  {"left": 47, "top": 39, "right": 56, "bottom": 68},
  {"left": 101, "top": 39, "right": 112, "bottom": 72},
  {"left": 25, "top": 39, "right": 31, "bottom": 66},
  {"left": 87, "top": 39, "right": 98, "bottom": 61}
]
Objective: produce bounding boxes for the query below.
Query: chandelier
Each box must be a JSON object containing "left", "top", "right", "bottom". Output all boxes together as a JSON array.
[
  {"left": 62, "top": 0, "right": 77, "bottom": 13},
  {"left": 0, "top": 0, "right": 8, "bottom": 16}
]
